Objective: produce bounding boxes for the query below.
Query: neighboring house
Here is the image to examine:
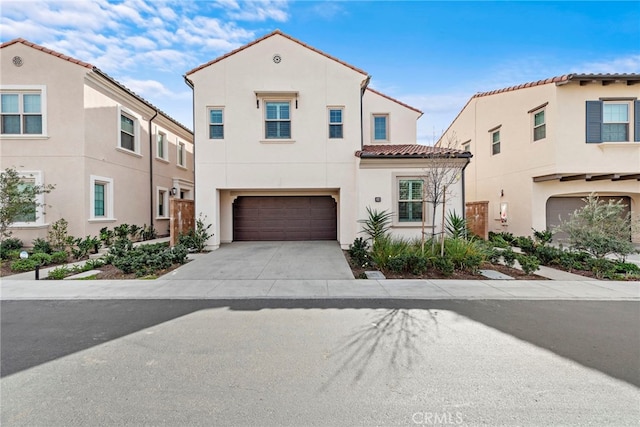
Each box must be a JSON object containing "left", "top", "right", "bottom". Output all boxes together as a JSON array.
[
  {"left": 185, "top": 30, "right": 470, "bottom": 250},
  {"left": 437, "top": 74, "right": 640, "bottom": 242},
  {"left": 0, "top": 39, "right": 194, "bottom": 244}
]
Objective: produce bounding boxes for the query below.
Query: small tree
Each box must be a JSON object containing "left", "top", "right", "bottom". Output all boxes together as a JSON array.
[
  {"left": 358, "top": 207, "right": 393, "bottom": 246},
  {"left": 556, "top": 193, "right": 637, "bottom": 259},
  {"left": 0, "top": 168, "right": 55, "bottom": 238}
]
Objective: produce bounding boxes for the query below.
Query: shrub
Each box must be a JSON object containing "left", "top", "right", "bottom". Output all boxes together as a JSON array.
[
  {"left": 99, "top": 227, "right": 114, "bottom": 247},
  {"left": 10, "top": 258, "right": 38, "bottom": 272},
  {"left": 48, "top": 265, "right": 71, "bottom": 280},
  {"left": 51, "top": 251, "right": 68, "bottom": 264},
  {"left": 177, "top": 214, "right": 213, "bottom": 253},
  {"left": 532, "top": 228, "right": 553, "bottom": 245},
  {"left": 405, "top": 254, "right": 429, "bottom": 275},
  {"left": 515, "top": 253, "right": 540, "bottom": 275},
  {"left": 114, "top": 224, "right": 131, "bottom": 240},
  {"left": 489, "top": 231, "right": 517, "bottom": 246},
  {"left": 502, "top": 247, "right": 517, "bottom": 268},
  {"left": 110, "top": 242, "right": 184, "bottom": 277},
  {"left": 71, "top": 236, "right": 101, "bottom": 259},
  {"left": 359, "top": 207, "right": 393, "bottom": 245},
  {"left": 444, "top": 238, "right": 486, "bottom": 272},
  {"left": 348, "top": 237, "right": 370, "bottom": 268},
  {"left": 0, "top": 237, "right": 22, "bottom": 259},
  {"left": 515, "top": 236, "right": 536, "bottom": 255},
  {"left": 369, "top": 236, "right": 410, "bottom": 270},
  {"left": 48, "top": 218, "right": 74, "bottom": 252},
  {"left": 445, "top": 211, "right": 469, "bottom": 239},
  {"left": 141, "top": 224, "right": 157, "bottom": 241},
  {"left": 30, "top": 252, "right": 52, "bottom": 266},
  {"left": 32, "top": 238, "right": 52, "bottom": 254},
  {"left": 387, "top": 255, "right": 407, "bottom": 273},
  {"left": 128, "top": 224, "right": 142, "bottom": 242},
  {"left": 434, "top": 256, "right": 454, "bottom": 276}
]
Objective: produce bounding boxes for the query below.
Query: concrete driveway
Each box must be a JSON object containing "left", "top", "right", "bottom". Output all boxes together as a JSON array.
[{"left": 161, "top": 241, "right": 355, "bottom": 280}]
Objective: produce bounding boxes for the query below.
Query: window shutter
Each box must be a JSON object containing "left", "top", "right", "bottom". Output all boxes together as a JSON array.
[
  {"left": 585, "top": 100, "right": 602, "bottom": 143},
  {"left": 635, "top": 100, "right": 640, "bottom": 142}
]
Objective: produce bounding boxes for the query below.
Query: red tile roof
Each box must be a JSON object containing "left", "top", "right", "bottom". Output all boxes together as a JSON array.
[
  {"left": 356, "top": 144, "right": 469, "bottom": 158},
  {"left": 366, "top": 88, "right": 423, "bottom": 116},
  {"left": 1, "top": 38, "right": 94, "bottom": 69},
  {"left": 185, "top": 29, "right": 369, "bottom": 77}
]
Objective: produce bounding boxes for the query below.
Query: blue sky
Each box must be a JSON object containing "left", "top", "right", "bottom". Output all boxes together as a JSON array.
[{"left": 2, "top": 0, "right": 639, "bottom": 144}]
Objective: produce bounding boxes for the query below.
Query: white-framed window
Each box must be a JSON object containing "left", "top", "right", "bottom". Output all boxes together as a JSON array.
[
  {"left": 603, "top": 102, "right": 630, "bottom": 142},
  {"left": 373, "top": 114, "right": 389, "bottom": 141},
  {"left": 209, "top": 107, "right": 224, "bottom": 139},
  {"left": 177, "top": 141, "right": 186, "bottom": 168},
  {"left": 156, "top": 130, "right": 168, "bottom": 160},
  {"left": 533, "top": 109, "right": 546, "bottom": 141},
  {"left": 90, "top": 175, "right": 114, "bottom": 221},
  {"left": 0, "top": 86, "right": 47, "bottom": 136},
  {"left": 265, "top": 101, "right": 291, "bottom": 139},
  {"left": 118, "top": 107, "right": 140, "bottom": 154},
  {"left": 11, "top": 171, "right": 45, "bottom": 226},
  {"left": 398, "top": 179, "right": 423, "bottom": 222},
  {"left": 491, "top": 129, "right": 501, "bottom": 155},
  {"left": 157, "top": 187, "right": 169, "bottom": 218},
  {"left": 328, "top": 107, "right": 343, "bottom": 139},
  {"left": 462, "top": 140, "right": 471, "bottom": 153}
]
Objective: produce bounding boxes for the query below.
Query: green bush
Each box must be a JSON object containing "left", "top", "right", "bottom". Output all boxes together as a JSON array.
[
  {"left": 30, "top": 252, "right": 52, "bottom": 266},
  {"left": 515, "top": 236, "right": 536, "bottom": 255},
  {"left": 48, "top": 218, "right": 74, "bottom": 252},
  {"left": 10, "top": 258, "right": 38, "bottom": 272},
  {"left": 369, "top": 236, "right": 411, "bottom": 269},
  {"left": 177, "top": 214, "right": 213, "bottom": 253},
  {"left": 51, "top": 251, "right": 68, "bottom": 264},
  {"left": 348, "top": 237, "right": 370, "bottom": 268},
  {"left": 434, "top": 256, "right": 454, "bottom": 276},
  {"left": 405, "top": 254, "right": 429, "bottom": 275},
  {"left": 0, "top": 238, "right": 22, "bottom": 259},
  {"left": 110, "top": 242, "right": 186, "bottom": 277},
  {"left": 387, "top": 255, "right": 407, "bottom": 273},
  {"left": 515, "top": 253, "right": 540, "bottom": 275},
  {"left": 48, "top": 265, "right": 71, "bottom": 280},
  {"left": 32, "top": 238, "right": 52, "bottom": 254},
  {"left": 444, "top": 238, "right": 486, "bottom": 272},
  {"left": 502, "top": 247, "right": 517, "bottom": 268}
]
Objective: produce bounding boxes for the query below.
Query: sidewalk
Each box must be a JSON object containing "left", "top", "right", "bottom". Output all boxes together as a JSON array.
[{"left": 1, "top": 277, "right": 638, "bottom": 300}]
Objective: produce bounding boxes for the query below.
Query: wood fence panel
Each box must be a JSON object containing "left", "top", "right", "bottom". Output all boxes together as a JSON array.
[
  {"left": 466, "top": 201, "right": 489, "bottom": 240},
  {"left": 170, "top": 199, "right": 195, "bottom": 246}
]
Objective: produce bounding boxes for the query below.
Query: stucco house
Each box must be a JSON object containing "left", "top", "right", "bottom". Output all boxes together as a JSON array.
[
  {"left": 1, "top": 39, "right": 194, "bottom": 244},
  {"left": 185, "top": 30, "right": 470, "bottom": 250},
  {"left": 437, "top": 74, "right": 640, "bottom": 242}
]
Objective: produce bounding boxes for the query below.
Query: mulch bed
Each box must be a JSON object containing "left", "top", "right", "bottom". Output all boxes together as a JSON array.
[{"left": 343, "top": 251, "right": 547, "bottom": 280}]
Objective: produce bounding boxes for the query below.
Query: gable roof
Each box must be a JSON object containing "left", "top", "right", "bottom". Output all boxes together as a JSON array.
[
  {"left": 1, "top": 38, "right": 192, "bottom": 134},
  {"left": 185, "top": 30, "right": 369, "bottom": 77},
  {"left": 356, "top": 144, "right": 469, "bottom": 159},
  {"left": 366, "top": 88, "right": 423, "bottom": 116}
]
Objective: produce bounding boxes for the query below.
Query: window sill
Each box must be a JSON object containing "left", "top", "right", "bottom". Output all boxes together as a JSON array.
[
  {"left": 0, "top": 135, "right": 49, "bottom": 140},
  {"left": 88, "top": 218, "right": 117, "bottom": 223},
  {"left": 260, "top": 139, "right": 296, "bottom": 144},
  {"left": 176, "top": 164, "right": 188, "bottom": 170},
  {"left": 155, "top": 157, "right": 170, "bottom": 164},
  {"left": 392, "top": 222, "right": 434, "bottom": 228},
  {"left": 116, "top": 147, "right": 143, "bottom": 157},
  {"left": 155, "top": 217, "right": 170, "bottom": 221},
  {"left": 595, "top": 141, "right": 640, "bottom": 148},
  {"left": 9, "top": 223, "right": 49, "bottom": 229}
]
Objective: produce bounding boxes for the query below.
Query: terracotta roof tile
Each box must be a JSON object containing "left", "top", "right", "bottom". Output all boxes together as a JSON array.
[
  {"left": 1, "top": 38, "right": 93, "bottom": 69},
  {"left": 366, "top": 88, "right": 423, "bottom": 116},
  {"left": 356, "top": 144, "right": 469, "bottom": 158},
  {"left": 185, "top": 30, "right": 368, "bottom": 77}
]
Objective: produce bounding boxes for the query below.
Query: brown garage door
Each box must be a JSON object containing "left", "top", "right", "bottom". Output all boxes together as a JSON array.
[
  {"left": 546, "top": 196, "right": 631, "bottom": 240},
  {"left": 233, "top": 196, "right": 337, "bottom": 241}
]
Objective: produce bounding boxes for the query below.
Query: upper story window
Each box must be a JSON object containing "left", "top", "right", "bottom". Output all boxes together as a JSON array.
[
  {"left": 491, "top": 129, "right": 501, "bottom": 155},
  {"left": 328, "top": 108, "right": 343, "bottom": 139},
  {"left": 118, "top": 108, "right": 140, "bottom": 154},
  {"left": 533, "top": 109, "right": 546, "bottom": 141},
  {"left": 209, "top": 108, "right": 224, "bottom": 139},
  {"left": 462, "top": 140, "right": 471, "bottom": 153},
  {"left": 373, "top": 114, "right": 389, "bottom": 142},
  {"left": 398, "top": 179, "right": 423, "bottom": 222},
  {"left": 265, "top": 101, "right": 291, "bottom": 139},
  {"left": 156, "top": 131, "right": 167, "bottom": 160},
  {"left": 586, "top": 100, "right": 639, "bottom": 143},
  {"left": 1, "top": 89, "right": 45, "bottom": 135},
  {"left": 177, "top": 141, "right": 186, "bottom": 168}
]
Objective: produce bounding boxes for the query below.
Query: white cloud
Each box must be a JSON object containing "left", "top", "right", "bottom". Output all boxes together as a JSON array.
[
  {"left": 222, "top": 0, "right": 289, "bottom": 22},
  {"left": 578, "top": 54, "right": 640, "bottom": 74}
]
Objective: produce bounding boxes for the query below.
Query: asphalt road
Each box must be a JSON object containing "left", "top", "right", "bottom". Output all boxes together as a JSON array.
[{"left": 2, "top": 299, "right": 639, "bottom": 426}]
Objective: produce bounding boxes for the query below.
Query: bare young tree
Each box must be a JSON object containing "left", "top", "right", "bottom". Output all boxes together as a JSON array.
[{"left": 419, "top": 133, "right": 468, "bottom": 251}]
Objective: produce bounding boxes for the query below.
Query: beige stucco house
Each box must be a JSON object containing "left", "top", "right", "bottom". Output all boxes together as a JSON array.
[
  {"left": 437, "top": 74, "right": 640, "bottom": 242},
  {"left": 185, "top": 30, "right": 469, "bottom": 250},
  {"left": 1, "top": 39, "right": 194, "bottom": 244}
]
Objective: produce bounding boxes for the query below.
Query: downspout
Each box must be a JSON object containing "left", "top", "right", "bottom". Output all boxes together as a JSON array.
[
  {"left": 359, "top": 76, "right": 371, "bottom": 150},
  {"left": 148, "top": 110, "right": 158, "bottom": 229}
]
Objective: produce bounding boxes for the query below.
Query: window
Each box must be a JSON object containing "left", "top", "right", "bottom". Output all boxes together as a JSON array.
[
  {"left": 328, "top": 108, "right": 343, "bottom": 139},
  {"left": 157, "top": 188, "right": 168, "bottom": 218},
  {"left": 491, "top": 130, "right": 501, "bottom": 155},
  {"left": 373, "top": 114, "right": 389, "bottom": 141},
  {"left": 603, "top": 103, "right": 629, "bottom": 142},
  {"left": 90, "top": 175, "right": 114, "bottom": 221},
  {"left": 462, "top": 140, "right": 471, "bottom": 153},
  {"left": 156, "top": 131, "right": 167, "bottom": 160},
  {"left": 11, "top": 171, "right": 45, "bottom": 225},
  {"left": 533, "top": 109, "right": 546, "bottom": 141},
  {"left": 586, "top": 100, "right": 640, "bottom": 143},
  {"left": 398, "top": 179, "right": 423, "bottom": 222},
  {"left": 177, "top": 141, "right": 186, "bottom": 168},
  {"left": 209, "top": 108, "right": 224, "bottom": 139},
  {"left": 120, "top": 114, "right": 135, "bottom": 151},
  {"left": 265, "top": 101, "right": 291, "bottom": 139},
  {"left": 14, "top": 177, "right": 37, "bottom": 223},
  {"left": 1, "top": 90, "right": 44, "bottom": 135}
]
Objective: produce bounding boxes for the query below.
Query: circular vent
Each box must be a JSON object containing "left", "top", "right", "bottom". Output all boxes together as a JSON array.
[
  {"left": 12, "top": 56, "right": 24, "bottom": 67},
  {"left": 272, "top": 54, "right": 282, "bottom": 64}
]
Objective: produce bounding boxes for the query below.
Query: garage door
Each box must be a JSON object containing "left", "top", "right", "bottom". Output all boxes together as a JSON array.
[
  {"left": 546, "top": 196, "right": 631, "bottom": 240},
  {"left": 233, "top": 196, "right": 337, "bottom": 241}
]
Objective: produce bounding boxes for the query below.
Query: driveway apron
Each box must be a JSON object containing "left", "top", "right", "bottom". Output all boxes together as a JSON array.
[{"left": 160, "top": 241, "right": 354, "bottom": 280}]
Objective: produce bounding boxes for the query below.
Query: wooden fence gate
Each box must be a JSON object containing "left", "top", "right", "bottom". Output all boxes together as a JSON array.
[
  {"left": 170, "top": 199, "right": 195, "bottom": 246},
  {"left": 465, "top": 201, "right": 489, "bottom": 240}
]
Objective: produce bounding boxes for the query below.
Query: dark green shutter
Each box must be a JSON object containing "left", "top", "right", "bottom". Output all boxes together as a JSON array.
[
  {"left": 585, "top": 100, "right": 602, "bottom": 143},
  {"left": 635, "top": 100, "right": 640, "bottom": 142}
]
